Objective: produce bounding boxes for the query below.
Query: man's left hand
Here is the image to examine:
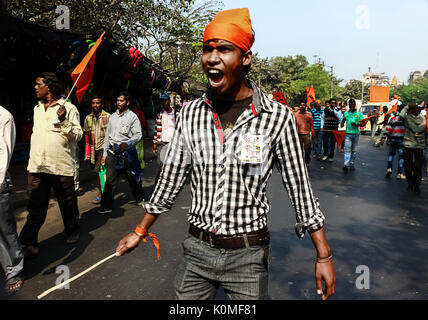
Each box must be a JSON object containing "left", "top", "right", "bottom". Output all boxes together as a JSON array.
[
  {"left": 119, "top": 142, "right": 129, "bottom": 150},
  {"left": 315, "top": 260, "right": 336, "bottom": 300},
  {"left": 57, "top": 106, "right": 67, "bottom": 122}
]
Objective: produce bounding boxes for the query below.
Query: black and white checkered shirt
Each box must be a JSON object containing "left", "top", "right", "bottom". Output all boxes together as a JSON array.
[{"left": 144, "top": 81, "right": 325, "bottom": 238}]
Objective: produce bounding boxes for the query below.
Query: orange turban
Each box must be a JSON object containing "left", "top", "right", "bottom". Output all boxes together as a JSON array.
[{"left": 203, "top": 8, "right": 254, "bottom": 52}]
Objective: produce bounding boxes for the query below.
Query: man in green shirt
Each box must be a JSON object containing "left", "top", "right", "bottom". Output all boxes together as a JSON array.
[{"left": 340, "top": 99, "right": 365, "bottom": 173}]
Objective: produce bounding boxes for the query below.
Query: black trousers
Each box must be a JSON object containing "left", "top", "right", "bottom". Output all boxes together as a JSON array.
[
  {"left": 20, "top": 173, "right": 80, "bottom": 246},
  {"left": 403, "top": 147, "right": 423, "bottom": 188},
  {"left": 101, "top": 152, "right": 145, "bottom": 210},
  {"left": 322, "top": 131, "right": 337, "bottom": 158}
]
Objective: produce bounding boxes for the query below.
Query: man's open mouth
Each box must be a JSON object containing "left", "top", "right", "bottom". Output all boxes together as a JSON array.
[{"left": 207, "top": 69, "right": 224, "bottom": 87}]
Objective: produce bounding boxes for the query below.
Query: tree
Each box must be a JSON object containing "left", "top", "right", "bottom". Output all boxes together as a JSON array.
[
  {"left": 340, "top": 80, "right": 370, "bottom": 104},
  {"left": 5, "top": 0, "right": 221, "bottom": 79}
]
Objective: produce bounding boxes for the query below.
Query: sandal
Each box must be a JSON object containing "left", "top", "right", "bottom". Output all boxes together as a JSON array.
[
  {"left": 23, "top": 245, "right": 39, "bottom": 259},
  {"left": 92, "top": 196, "right": 102, "bottom": 204},
  {"left": 5, "top": 274, "right": 24, "bottom": 293}
]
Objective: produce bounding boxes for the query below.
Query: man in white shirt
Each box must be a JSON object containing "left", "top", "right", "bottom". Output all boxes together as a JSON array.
[
  {"left": 0, "top": 105, "right": 25, "bottom": 292},
  {"left": 19, "top": 72, "right": 83, "bottom": 258}
]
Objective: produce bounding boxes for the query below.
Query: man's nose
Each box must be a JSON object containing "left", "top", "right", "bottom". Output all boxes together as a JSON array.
[{"left": 207, "top": 50, "right": 220, "bottom": 65}]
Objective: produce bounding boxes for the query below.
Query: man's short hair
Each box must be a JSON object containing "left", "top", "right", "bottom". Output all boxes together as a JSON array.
[
  {"left": 349, "top": 99, "right": 356, "bottom": 105},
  {"left": 329, "top": 99, "right": 337, "bottom": 104},
  {"left": 37, "top": 72, "right": 63, "bottom": 99},
  {"left": 118, "top": 91, "right": 131, "bottom": 103},
  {"left": 91, "top": 95, "right": 104, "bottom": 103}
]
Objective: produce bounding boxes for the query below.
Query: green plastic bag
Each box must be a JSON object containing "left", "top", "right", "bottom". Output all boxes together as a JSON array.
[
  {"left": 136, "top": 140, "right": 145, "bottom": 170},
  {"left": 99, "top": 165, "right": 107, "bottom": 193}
]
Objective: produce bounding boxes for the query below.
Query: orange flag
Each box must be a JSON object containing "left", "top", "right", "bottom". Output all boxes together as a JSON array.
[
  {"left": 273, "top": 91, "right": 288, "bottom": 105},
  {"left": 421, "top": 101, "right": 425, "bottom": 106},
  {"left": 305, "top": 85, "right": 316, "bottom": 105},
  {"left": 332, "top": 131, "right": 346, "bottom": 150},
  {"left": 71, "top": 32, "right": 106, "bottom": 103},
  {"left": 385, "top": 101, "right": 399, "bottom": 116}
]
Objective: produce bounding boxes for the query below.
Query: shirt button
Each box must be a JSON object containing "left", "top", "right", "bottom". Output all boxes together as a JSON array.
[{"left": 216, "top": 206, "right": 222, "bottom": 211}]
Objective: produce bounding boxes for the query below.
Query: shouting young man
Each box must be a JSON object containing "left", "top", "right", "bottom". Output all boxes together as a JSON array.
[{"left": 115, "top": 8, "right": 336, "bottom": 300}]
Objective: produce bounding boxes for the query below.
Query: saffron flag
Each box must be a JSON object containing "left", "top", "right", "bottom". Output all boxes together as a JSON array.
[
  {"left": 273, "top": 91, "right": 288, "bottom": 106},
  {"left": 332, "top": 131, "right": 346, "bottom": 150},
  {"left": 305, "top": 85, "right": 316, "bottom": 105},
  {"left": 385, "top": 102, "right": 399, "bottom": 116},
  {"left": 71, "top": 31, "right": 106, "bottom": 103}
]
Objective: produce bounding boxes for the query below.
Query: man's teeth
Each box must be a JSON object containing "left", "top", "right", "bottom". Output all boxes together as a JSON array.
[{"left": 209, "top": 70, "right": 221, "bottom": 75}]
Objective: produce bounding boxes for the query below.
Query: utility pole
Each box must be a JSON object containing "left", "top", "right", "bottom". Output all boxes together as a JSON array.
[{"left": 325, "top": 65, "right": 334, "bottom": 98}]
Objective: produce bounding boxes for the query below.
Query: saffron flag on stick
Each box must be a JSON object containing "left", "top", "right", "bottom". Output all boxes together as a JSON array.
[
  {"left": 71, "top": 32, "right": 106, "bottom": 103},
  {"left": 305, "top": 85, "right": 316, "bottom": 105},
  {"left": 385, "top": 102, "right": 399, "bottom": 116},
  {"left": 332, "top": 131, "right": 346, "bottom": 150}
]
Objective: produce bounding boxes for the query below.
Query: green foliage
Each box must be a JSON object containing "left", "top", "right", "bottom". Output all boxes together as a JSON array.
[
  {"left": 248, "top": 55, "right": 342, "bottom": 106},
  {"left": 391, "top": 77, "right": 428, "bottom": 105},
  {"left": 340, "top": 80, "right": 370, "bottom": 104},
  {"left": 5, "top": 0, "right": 222, "bottom": 79}
]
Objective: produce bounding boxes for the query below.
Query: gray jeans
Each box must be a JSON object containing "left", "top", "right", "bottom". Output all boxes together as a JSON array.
[
  {"left": 0, "top": 179, "right": 24, "bottom": 281},
  {"left": 174, "top": 235, "right": 271, "bottom": 300}
]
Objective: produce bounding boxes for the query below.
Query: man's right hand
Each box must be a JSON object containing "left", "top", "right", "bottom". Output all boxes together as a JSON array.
[
  {"left": 152, "top": 144, "right": 158, "bottom": 154},
  {"left": 101, "top": 156, "right": 107, "bottom": 166},
  {"left": 116, "top": 233, "right": 143, "bottom": 256}
]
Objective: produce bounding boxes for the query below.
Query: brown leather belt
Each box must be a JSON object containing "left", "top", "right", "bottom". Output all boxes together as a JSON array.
[{"left": 189, "top": 224, "right": 270, "bottom": 250}]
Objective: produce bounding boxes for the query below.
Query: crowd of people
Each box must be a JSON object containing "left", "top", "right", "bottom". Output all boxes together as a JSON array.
[
  {"left": 292, "top": 97, "right": 428, "bottom": 187},
  {"left": 0, "top": 71, "right": 183, "bottom": 293},
  {"left": 0, "top": 6, "right": 427, "bottom": 300}
]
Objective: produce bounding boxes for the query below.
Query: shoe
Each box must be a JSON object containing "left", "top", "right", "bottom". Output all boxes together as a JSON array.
[
  {"left": 306, "top": 162, "right": 311, "bottom": 167},
  {"left": 343, "top": 166, "right": 349, "bottom": 173},
  {"left": 97, "top": 208, "right": 113, "bottom": 215},
  {"left": 397, "top": 174, "right": 406, "bottom": 180},
  {"left": 328, "top": 158, "right": 334, "bottom": 163},
  {"left": 65, "top": 231, "right": 79, "bottom": 244},
  {"left": 92, "top": 197, "right": 102, "bottom": 204},
  {"left": 414, "top": 186, "right": 421, "bottom": 193},
  {"left": 76, "top": 187, "right": 85, "bottom": 197},
  {"left": 386, "top": 169, "right": 392, "bottom": 178},
  {"left": 23, "top": 245, "right": 39, "bottom": 259},
  {"left": 375, "top": 143, "right": 380, "bottom": 148},
  {"left": 322, "top": 156, "right": 328, "bottom": 161}
]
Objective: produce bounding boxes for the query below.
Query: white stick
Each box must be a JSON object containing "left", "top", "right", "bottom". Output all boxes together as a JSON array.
[{"left": 37, "top": 252, "right": 119, "bottom": 300}]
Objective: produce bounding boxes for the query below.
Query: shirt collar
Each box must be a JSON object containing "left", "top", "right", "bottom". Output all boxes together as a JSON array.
[
  {"left": 202, "top": 79, "right": 274, "bottom": 114},
  {"left": 116, "top": 108, "right": 129, "bottom": 117}
]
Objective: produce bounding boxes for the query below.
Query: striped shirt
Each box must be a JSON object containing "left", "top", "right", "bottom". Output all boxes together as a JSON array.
[
  {"left": 153, "top": 109, "right": 177, "bottom": 145},
  {"left": 144, "top": 81, "right": 325, "bottom": 239},
  {"left": 310, "top": 108, "right": 324, "bottom": 130},
  {"left": 385, "top": 115, "right": 405, "bottom": 139}
]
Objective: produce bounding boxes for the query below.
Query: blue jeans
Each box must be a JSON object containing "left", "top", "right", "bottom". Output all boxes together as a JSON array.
[
  {"left": 344, "top": 134, "right": 360, "bottom": 167},
  {"left": 387, "top": 138, "right": 404, "bottom": 174},
  {"left": 313, "top": 129, "right": 323, "bottom": 156},
  {"left": 174, "top": 235, "right": 271, "bottom": 300}
]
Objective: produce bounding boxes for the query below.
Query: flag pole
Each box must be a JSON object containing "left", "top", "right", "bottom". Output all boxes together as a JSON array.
[{"left": 62, "top": 71, "right": 84, "bottom": 105}]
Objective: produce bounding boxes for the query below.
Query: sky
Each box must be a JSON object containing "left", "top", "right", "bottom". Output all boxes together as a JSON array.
[{"left": 219, "top": 0, "right": 428, "bottom": 84}]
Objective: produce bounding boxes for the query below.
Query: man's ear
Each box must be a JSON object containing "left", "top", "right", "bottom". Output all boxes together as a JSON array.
[{"left": 242, "top": 50, "right": 253, "bottom": 67}]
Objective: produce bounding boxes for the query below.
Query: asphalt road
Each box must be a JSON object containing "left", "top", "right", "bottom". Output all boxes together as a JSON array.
[{"left": 1, "top": 135, "right": 427, "bottom": 300}]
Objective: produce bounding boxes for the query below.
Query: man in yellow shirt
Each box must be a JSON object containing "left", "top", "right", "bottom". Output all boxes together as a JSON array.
[{"left": 20, "top": 72, "right": 83, "bottom": 258}]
